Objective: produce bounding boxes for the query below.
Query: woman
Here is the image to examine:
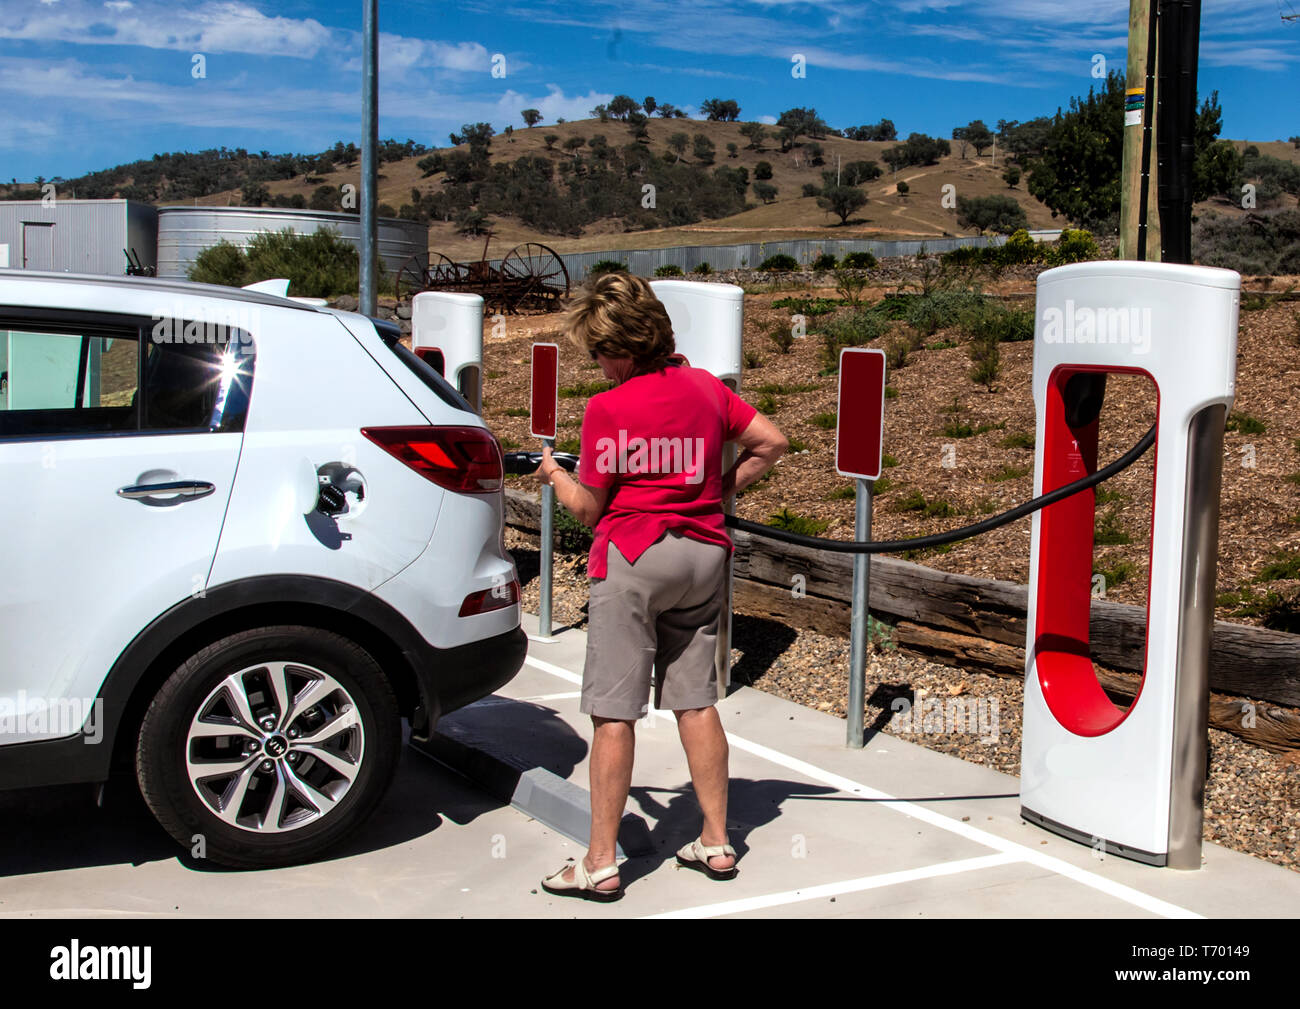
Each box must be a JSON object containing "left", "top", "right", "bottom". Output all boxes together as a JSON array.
[{"left": 536, "top": 272, "right": 787, "bottom": 902}]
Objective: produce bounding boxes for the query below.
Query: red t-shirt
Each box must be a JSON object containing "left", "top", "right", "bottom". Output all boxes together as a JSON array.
[{"left": 578, "top": 363, "right": 757, "bottom": 578}]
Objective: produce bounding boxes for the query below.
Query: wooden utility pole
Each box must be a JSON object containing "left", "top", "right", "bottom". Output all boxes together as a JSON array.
[{"left": 1119, "top": 0, "right": 1161, "bottom": 260}]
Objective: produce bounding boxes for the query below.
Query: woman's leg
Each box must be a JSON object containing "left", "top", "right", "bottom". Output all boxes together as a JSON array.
[
  {"left": 557, "top": 715, "right": 634, "bottom": 890},
  {"left": 675, "top": 706, "right": 735, "bottom": 871}
]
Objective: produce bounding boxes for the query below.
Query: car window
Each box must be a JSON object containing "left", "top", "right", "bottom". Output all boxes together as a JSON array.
[
  {"left": 0, "top": 324, "right": 139, "bottom": 437},
  {"left": 142, "top": 336, "right": 254, "bottom": 433},
  {"left": 0, "top": 316, "right": 256, "bottom": 439}
]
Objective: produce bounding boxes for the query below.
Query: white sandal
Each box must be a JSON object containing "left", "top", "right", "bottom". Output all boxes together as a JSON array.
[
  {"left": 675, "top": 837, "right": 738, "bottom": 880},
  {"left": 540, "top": 859, "right": 624, "bottom": 902}
]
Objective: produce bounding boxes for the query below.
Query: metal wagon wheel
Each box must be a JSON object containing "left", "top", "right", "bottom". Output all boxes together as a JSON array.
[
  {"left": 394, "top": 252, "right": 465, "bottom": 302},
  {"left": 497, "top": 243, "right": 570, "bottom": 314}
]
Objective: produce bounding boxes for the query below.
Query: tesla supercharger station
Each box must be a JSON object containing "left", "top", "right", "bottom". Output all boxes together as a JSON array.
[
  {"left": 1020, "top": 260, "right": 1240, "bottom": 869},
  {"left": 650, "top": 280, "right": 744, "bottom": 687},
  {"left": 412, "top": 291, "right": 484, "bottom": 412}
]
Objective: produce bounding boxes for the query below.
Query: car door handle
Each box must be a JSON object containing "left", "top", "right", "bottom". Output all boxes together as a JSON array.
[{"left": 117, "top": 480, "right": 216, "bottom": 501}]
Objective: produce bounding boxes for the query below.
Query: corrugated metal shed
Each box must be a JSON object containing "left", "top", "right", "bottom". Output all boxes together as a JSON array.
[
  {"left": 156, "top": 205, "right": 428, "bottom": 280},
  {"left": 0, "top": 200, "right": 157, "bottom": 275}
]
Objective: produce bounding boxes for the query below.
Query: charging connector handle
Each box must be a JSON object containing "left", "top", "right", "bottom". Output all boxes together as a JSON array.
[{"left": 722, "top": 423, "right": 1157, "bottom": 554}]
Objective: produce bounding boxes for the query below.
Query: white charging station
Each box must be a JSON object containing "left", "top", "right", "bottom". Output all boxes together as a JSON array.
[
  {"left": 650, "top": 280, "right": 745, "bottom": 686},
  {"left": 1020, "top": 260, "right": 1240, "bottom": 869},
  {"left": 412, "top": 291, "right": 484, "bottom": 412}
]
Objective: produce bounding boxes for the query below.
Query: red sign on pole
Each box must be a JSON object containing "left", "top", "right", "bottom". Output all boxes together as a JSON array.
[
  {"left": 530, "top": 342, "right": 559, "bottom": 440},
  {"left": 835, "top": 347, "right": 887, "bottom": 480}
]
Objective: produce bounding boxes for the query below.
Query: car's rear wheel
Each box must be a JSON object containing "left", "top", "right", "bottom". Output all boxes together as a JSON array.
[{"left": 136, "top": 626, "right": 401, "bottom": 869}]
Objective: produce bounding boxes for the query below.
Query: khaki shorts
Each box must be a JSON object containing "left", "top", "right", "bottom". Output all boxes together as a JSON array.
[{"left": 581, "top": 530, "right": 729, "bottom": 720}]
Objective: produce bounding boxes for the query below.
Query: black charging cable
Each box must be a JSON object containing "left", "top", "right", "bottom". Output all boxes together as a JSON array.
[{"left": 504, "top": 425, "right": 1156, "bottom": 555}]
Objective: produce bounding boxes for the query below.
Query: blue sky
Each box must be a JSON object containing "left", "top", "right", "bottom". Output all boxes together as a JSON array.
[{"left": 2, "top": 0, "right": 1297, "bottom": 182}]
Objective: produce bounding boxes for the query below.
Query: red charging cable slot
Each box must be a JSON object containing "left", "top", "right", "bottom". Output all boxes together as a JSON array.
[{"left": 1034, "top": 365, "right": 1158, "bottom": 737}]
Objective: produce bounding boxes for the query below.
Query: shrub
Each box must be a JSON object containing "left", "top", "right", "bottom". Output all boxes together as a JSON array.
[
  {"left": 654, "top": 264, "right": 684, "bottom": 277},
  {"left": 959, "top": 300, "right": 1034, "bottom": 343},
  {"left": 1225, "top": 412, "right": 1266, "bottom": 434},
  {"left": 896, "top": 181, "right": 910, "bottom": 195},
  {"left": 189, "top": 239, "right": 249, "bottom": 288},
  {"left": 768, "top": 323, "right": 797, "bottom": 355},
  {"left": 967, "top": 332, "right": 1001, "bottom": 391},
  {"left": 1094, "top": 509, "right": 1131, "bottom": 545},
  {"left": 773, "top": 295, "right": 839, "bottom": 316},
  {"left": 818, "top": 308, "right": 892, "bottom": 371},
  {"left": 998, "top": 229, "right": 1041, "bottom": 265},
  {"left": 760, "top": 253, "right": 800, "bottom": 272},
  {"left": 1047, "top": 228, "right": 1102, "bottom": 266},
  {"left": 754, "top": 160, "right": 774, "bottom": 180},
  {"left": 589, "top": 259, "right": 628, "bottom": 277},
  {"left": 841, "top": 250, "right": 878, "bottom": 269},
  {"left": 692, "top": 261, "right": 713, "bottom": 274},
  {"left": 554, "top": 507, "right": 594, "bottom": 554},
  {"left": 884, "top": 334, "right": 910, "bottom": 370},
  {"left": 834, "top": 268, "right": 870, "bottom": 307},
  {"left": 191, "top": 227, "right": 361, "bottom": 298},
  {"left": 906, "top": 289, "right": 984, "bottom": 336},
  {"left": 801, "top": 182, "right": 820, "bottom": 198},
  {"left": 811, "top": 253, "right": 838, "bottom": 271},
  {"left": 956, "top": 194, "right": 1029, "bottom": 235},
  {"left": 766, "top": 508, "right": 830, "bottom": 536},
  {"left": 812, "top": 412, "right": 837, "bottom": 429}
]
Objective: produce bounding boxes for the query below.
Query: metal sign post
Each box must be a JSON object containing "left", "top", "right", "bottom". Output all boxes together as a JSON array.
[
  {"left": 835, "top": 348, "right": 887, "bottom": 748},
  {"left": 531, "top": 343, "right": 559, "bottom": 638}
]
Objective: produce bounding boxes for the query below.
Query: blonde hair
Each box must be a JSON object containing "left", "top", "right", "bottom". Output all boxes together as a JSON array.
[{"left": 563, "top": 271, "right": 675, "bottom": 368}]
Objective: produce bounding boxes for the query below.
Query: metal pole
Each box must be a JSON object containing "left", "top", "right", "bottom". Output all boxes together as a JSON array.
[
  {"left": 359, "top": 0, "right": 379, "bottom": 315},
  {"left": 846, "top": 478, "right": 873, "bottom": 748},
  {"left": 539, "top": 437, "right": 555, "bottom": 637}
]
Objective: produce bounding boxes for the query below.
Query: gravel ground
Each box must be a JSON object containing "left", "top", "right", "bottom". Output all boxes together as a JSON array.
[{"left": 509, "top": 530, "right": 1300, "bottom": 873}]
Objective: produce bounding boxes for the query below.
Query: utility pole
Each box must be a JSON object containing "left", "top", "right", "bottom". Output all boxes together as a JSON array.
[
  {"left": 1120, "top": 0, "right": 1161, "bottom": 261},
  {"left": 360, "top": 0, "right": 379, "bottom": 315}
]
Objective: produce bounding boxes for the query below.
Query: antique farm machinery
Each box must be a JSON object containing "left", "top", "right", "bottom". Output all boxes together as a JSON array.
[{"left": 395, "top": 231, "right": 570, "bottom": 314}]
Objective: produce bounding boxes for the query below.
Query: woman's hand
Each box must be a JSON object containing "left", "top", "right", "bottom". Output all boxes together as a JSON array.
[{"left": 535, "top": 445, "right": 562, "bottom": 487}]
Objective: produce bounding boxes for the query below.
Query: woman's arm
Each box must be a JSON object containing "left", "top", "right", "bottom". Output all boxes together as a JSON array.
[
  {"left": 721, "top": 412, "right": 788, "bottom": 499},
  {"left": 537, "top": 446, "right": 611, "bottom": 527}
]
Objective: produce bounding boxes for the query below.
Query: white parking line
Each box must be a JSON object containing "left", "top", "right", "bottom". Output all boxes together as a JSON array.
[
  {"left": 643, "top": 853, "right": 1022, "bottom": 919},
  {"left": 520, "top": 655, "right": 1201, "bottom": 919}
]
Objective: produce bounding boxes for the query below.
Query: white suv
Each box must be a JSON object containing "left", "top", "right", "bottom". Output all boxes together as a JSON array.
[{"left": 0, "top": 272, "right": 526, "bottom": 868}]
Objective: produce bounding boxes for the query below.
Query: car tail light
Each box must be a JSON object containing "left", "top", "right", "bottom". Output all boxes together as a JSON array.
[
  {"left": 459, "top": 579, "right": 520, "bottom": 617},
  {"left": 361, "top": 425, "right": 503, "bottom": 494}
]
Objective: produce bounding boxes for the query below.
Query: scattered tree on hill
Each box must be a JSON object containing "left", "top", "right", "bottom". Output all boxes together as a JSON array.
[
  {"left": 628, "top": 112, "right": 651, "bottom": 142},
  {"left": 806, "top": 142, "right": 825, "bottom": 166},
  {"left": 692, "top": 133, "right": 716, "bottom": 163},
  {"left": 777, "top": 126, "right": 798, "bottom": 152},
  {"left": 966, "top": 120, "right": 994, "bottom": 157},
  {"left": 844, "top": 120, "right": 897, "bottom": 142},
  {"left": 457, "top": 208, "right": 492, "bottom": 236},
  {"left": 655, "top": 102, "right": 680, "bottom": 118},
  {"left": 726, "top": 142, "right": 739, "bottom": 158},
  {"left": 667, "top": 133, "right": 689, "bottom": 162},
  {"left": 753, "top": 181, "right": 778, "bottom": 204},
  {"left": 591, "top": 104, "right": 610, "bottom": 122},
  {"left": 953, "top": 125, "right": 971, "bottom": 159},
  {"left": 522, "top": 109, "right": 542, "bottom": 127},
  {"left": 997, "top": 117, "right": 1053, "bottom": 162},
  {"left": 644, "top": 96, "right": 657, "bottom": 116},
  {"left": 817, "top": 184, "right": 868, "bottom": 225},
  {"left": 739, "top": 122, "right": 767, "bottom": 150},
  {"left": 701, "top": 98, "right": 741, "bottom": 121},
  {"left": 1003, "top": 165, "right": 1022, "bottom": 188},
  {"left": 563, "top": 136, "right": 586, "bottom": 160},
  {"left": 956, "top": 194, "right": 1028, "bottom": 234},
  {"left": 542, "top": 134, "right": 559, "bottom": 151},
  {"left": 609, "top": 95, "right": 642, "bottom": 120},
  {"left": 754, "top": 160, "right": 773, "bottom": 180},
  {"left": 777, "top": 107, "right": 830, "bottom": 141},
  {"left": 1192, "top": 91, "right": 1243, "bottom": 201},
  {"left": 1291, "top": 136, "right": 1300, "bottom": 150},
  {"left": 883, "top": 133, "right": 951, "bottom": 171},
  {"left": 841, "top": 160, "right": 882, "bottom": 185},
  {"left": 896, "top": 180, "right": 910, "bottom": 195},
  {"left": 241, "top": 182, "right": 270, "bottom": 206}
]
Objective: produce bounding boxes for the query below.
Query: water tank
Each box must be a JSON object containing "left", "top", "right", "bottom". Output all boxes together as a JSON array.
[{"left": 156, "top": 205, "right": 427, "bottom": 281}]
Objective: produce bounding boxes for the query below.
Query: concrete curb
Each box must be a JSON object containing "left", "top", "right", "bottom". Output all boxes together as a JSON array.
[{"left": 410, "top": 719, "right": 654, "bottom": 858}]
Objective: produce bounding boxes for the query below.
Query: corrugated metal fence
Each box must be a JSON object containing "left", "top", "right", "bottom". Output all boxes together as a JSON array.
[{"left": 481, "top": 234, "right": 1007, "bottom": 282}]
